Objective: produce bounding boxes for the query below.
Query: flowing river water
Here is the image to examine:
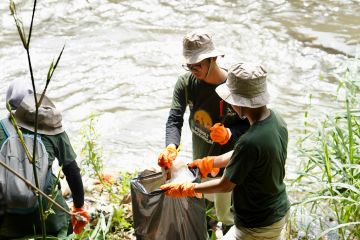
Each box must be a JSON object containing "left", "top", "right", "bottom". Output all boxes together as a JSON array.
[{"left": 0, "top": 1, "right": 359, "bottom": 181}]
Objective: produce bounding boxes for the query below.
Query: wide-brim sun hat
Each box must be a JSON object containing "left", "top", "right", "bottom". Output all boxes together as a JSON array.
[
  {"left": 216, "top": 62, "right": 269, "bottom": 108},
  {"left": 14, "top": 94, "right": 64, "bottom": 135},
  {"left": 183, "top": 32, "right": 224, "bottom": 64}
]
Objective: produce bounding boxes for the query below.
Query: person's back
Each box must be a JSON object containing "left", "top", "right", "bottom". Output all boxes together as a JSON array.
[
  {"left": 0, "top": 80, "right": 89, "bottom": 238},
  {"left": 0, "top": 125, "right": 78, "bottom": 237},
  {"left": 228, "top": 110, "right": 289, "bottom": 228}
]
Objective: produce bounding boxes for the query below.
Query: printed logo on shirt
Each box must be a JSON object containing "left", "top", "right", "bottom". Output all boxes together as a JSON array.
[{"left": 192, "top": 110, "right": 213, "bottom": 144}]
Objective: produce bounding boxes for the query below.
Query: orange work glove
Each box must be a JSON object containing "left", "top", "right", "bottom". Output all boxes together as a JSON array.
[
  {"left": 160, "top": 182, "right": 202, "bottom": 198},
  {"left": 71, "top": 205, "right": 90, "bottom": 234},
  {"left": 158, "top": 145, "right": 178, "bottom": 169},
  {"left": 210, "top": 123, "right": 230, "bottom": 145},
  {"left": 188, "top": 156, "right": 220, "bottom": 178}
]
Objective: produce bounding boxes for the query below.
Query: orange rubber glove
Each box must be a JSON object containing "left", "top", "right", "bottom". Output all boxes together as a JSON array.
[
  {"left": 158, "top": 145, "right": 178, "bottom": 169},
  {"left": 72, "top": 205, "right": 90, "bottom": 234},
  {"left": 160, "top": 182, "right": 202, "bottom": 198},
  {"left": 188, "top": 156, "right": 220, "bottom": 178},
  {"left": 210, "top": 123, "right": 230, "bottom": 145}
]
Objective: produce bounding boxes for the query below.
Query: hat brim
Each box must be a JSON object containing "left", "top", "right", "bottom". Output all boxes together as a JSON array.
[
  {"left": 184, "top": 50, "right": 224, "bottom": 64},
  {"left": 15, "top": 117, "right": 64, "bottom": 135},
  {"left": 215, "top": 83, "right": 270, "bottom": 108},
  {"left": 14, "top": 94, "right": 64, "bottom": 135}
]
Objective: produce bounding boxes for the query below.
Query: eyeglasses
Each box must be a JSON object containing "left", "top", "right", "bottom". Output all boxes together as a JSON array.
[
  {"left": 182, "top": 62, "right": 202, "bottom": 71},
  {"left": 182, "top": 58, "right": 210, "bottom": 71}
]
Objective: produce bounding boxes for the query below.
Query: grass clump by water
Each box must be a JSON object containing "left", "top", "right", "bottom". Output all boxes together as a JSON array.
[
  {"left": 292, "top": 59, "right": 360, "bottom": 239},
  {"left": 69, "top": 113, "right": 135, "bottom": 240}
]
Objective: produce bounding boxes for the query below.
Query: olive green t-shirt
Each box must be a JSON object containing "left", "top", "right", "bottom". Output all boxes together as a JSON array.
[
  {"left": 225, "top": 110, "right": 290, "bottom": 228},
  {"left": 171, "top": 72, "right": 248, "bottom": 160}
]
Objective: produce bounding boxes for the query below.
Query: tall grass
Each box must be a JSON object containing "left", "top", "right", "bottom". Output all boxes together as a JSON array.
[
  {"left": 75, "top": 114, "right": 135, "bottom": 239},
  {"left": 293, "top": 59, "right": 360, "bottom": 239}
]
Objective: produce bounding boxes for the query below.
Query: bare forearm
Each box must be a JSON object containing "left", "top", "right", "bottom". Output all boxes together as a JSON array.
[
  {"left": 212, "top": 150, "right": 233, "bottom": 168},
  {"left": 194, "top": 175, "right": 235, "bottom": 194}
]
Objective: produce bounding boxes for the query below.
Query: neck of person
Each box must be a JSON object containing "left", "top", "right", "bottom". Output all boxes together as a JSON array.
[
  {"left": 246, "top": 106, "right": 270, "bottom": 125},
  {"left": 203, "top": 64, "right": 227, "bottom": 85}
]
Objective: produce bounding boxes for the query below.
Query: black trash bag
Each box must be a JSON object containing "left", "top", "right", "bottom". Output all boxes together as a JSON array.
[{"left": 131, "top": 169, "right": 208, "bottom": 240}]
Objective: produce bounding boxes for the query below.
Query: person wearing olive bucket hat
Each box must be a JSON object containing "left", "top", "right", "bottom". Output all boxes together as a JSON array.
[
  {"left": 0, "top": 80, "right": 89, "bottom": 238},
  {"left": 161, "top": 63, "right": 290, "bottom": 240},
  {"left": 158, "top": 31, "right": 250, "bottom": 234}
]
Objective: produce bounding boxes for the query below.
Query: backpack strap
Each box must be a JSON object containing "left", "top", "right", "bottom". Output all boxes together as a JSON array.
[
  {"left": 0, "top": 118, "right": 16, "bottom": 138},
  {"left": 0, "top": 118, "right": 42, "bottom": 141}
]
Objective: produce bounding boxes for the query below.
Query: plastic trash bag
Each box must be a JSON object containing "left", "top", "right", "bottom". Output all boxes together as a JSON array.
[
  {"left": 164, "top": 155, "right": 195, "bottom": 183},
  {"left": 131, "top": 163, "right": 208, "bottom": 240}
]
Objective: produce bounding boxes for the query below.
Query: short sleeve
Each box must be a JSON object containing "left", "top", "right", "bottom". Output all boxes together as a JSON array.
[
  {"left": 55, "top": 132, "right": 77, "bottom": 167},
  {"left": 43, "top": 131, "right": 77, "bottom": 167}
]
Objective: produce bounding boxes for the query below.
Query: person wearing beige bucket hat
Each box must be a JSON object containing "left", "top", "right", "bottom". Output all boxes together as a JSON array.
[
  {"left": 14, "top": 94, "right": 64, "bottom": 135},
  {"left": 0, "top": 80, "right": 89, "bottom": 238},
  {"left": 157, "top": 32, "right": 250, "bottom": 234},
  {"left": 161, "top": 63, "right": 290, "bottom": 239}
]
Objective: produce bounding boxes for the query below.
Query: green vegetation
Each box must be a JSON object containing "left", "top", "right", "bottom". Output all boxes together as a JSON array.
[
  {"left": 72, "top": 114, "right": 135, "bottom": 240},
  {"left": 292, "top": 59, "right": 360, "bottom": 239}
]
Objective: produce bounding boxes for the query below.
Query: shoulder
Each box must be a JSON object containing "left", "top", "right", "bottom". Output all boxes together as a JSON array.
[
  {"left": 271, "top": 109, "right": 287, "bottom": 128},
  {"left": 233, "top": 134, "right": 258, "bottom": 154},
  {"left": 41, "top": 131, "right": 72, "bottom": 144},
  {"left": 174, "top": 73, "right": 200, "bottom": 96},
  {"left": 177, "top": 72, "right": 198, "bottom": 85}
]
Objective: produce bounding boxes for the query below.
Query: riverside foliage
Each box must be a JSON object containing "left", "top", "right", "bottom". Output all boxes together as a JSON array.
[{"left": 293, "top": 59, "right": 360, "bottom": 239}]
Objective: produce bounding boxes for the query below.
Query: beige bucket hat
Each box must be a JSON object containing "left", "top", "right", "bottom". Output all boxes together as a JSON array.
[
  {"left": 216, "top": 62, "right": 269, "bottom": 108},
  {"left": 14, "top": 94, "right": 64, "bottom": 135},
  {"left": 183, "top": 32, "right": 224, "bottom": 64}
]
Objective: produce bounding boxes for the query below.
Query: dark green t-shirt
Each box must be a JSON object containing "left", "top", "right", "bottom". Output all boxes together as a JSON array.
[
  {"left": 225, "top": 110, "right": 290, "bottom": 228},
  {"left": 171, "top": 72, "right": 249, "bottom": 160}
]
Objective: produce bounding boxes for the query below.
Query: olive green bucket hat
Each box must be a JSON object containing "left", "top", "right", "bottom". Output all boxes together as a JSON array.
[
  {"left": 182, "top": 32, "right": 224, "bottom": 64},
  {"left": 216, "top": 62, "right": 269, "bottom": 108}
]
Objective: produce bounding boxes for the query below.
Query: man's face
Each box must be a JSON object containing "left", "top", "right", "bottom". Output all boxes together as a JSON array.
[
  {"left": 185, "top": 58, "right": 210, "bottom": 80},
  {"left": 231, "top": 105, "right": 246, "bottom": 120}
]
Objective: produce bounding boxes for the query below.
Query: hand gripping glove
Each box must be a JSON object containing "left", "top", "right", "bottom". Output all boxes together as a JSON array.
[
  {"left": 210, "top": 123, "right": 230, "bottom": 145},
  {"left": 160, "top": 182, "right": 202, "bottom": 198},
  {"left": 158, "top": 145, "right": 178, "bottom": 169},
  {"left": 72, "top": 205, "right": 90, "bottom": 234},
  {"left": 188, "top": 156, "right": 220, "bottom": 178}
]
